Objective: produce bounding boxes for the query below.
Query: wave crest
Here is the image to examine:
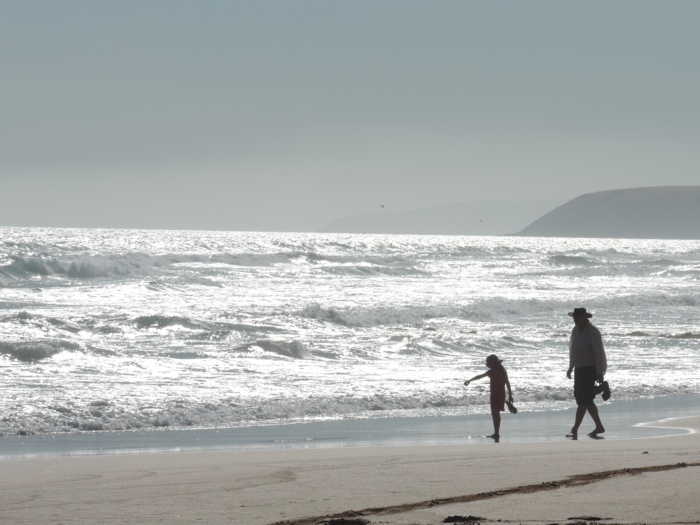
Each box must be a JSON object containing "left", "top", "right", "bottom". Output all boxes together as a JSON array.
[
  {"left": 548, "top": 254, "right": 592, "bottom": 266},
  {"left": 234, "top": 340, "right": 310, "bottom": 359},
  {"left": 134, "top": 315, "right": 198, "bottom": 330},
  {"left": 0, "top": 340, "right": 81, "bottom": 362}
]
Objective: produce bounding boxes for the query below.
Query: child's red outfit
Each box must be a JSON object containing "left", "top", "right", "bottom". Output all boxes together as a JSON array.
[{"left": 487, "top": 366, "right": 507, "bottom": 412}]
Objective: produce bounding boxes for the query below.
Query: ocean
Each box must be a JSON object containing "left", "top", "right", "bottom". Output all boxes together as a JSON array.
[{"left": 2, "top": 227, "right": 700, "bottom": 439}]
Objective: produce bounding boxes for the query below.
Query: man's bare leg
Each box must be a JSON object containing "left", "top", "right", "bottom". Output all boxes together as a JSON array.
[
  {"left": 567, "top": 405, "right": 587, "bottom": 438},
  {"left": 586, "top": 403, "right": 605, "bottom": 436}
]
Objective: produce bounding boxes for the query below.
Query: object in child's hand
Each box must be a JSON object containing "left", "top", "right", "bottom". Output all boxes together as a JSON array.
[{"left": 506, "top": 399, "right": 518, "bottom": 414}]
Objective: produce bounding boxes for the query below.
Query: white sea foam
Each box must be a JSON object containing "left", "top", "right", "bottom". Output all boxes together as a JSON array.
[{"left": 2, "top": 228, "right": 700, "bottom": 436}]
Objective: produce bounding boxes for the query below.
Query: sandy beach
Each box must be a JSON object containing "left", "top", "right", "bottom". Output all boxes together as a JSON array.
[{"left": 1, "top": 407, "right": 699, "bottom": 525}]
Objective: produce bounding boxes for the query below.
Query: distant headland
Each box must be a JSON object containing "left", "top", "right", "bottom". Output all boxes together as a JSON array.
[
  {"left": 517, "top": 186, "right": 700, "bottom": 240},
  {"left": 319, "top": 200, "right": 563, "bottom": 236},
  {"left": 320, "top": 186, "right": 700, "bottom": 240}
]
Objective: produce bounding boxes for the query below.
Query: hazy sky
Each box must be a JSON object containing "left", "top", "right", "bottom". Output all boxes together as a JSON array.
[{"left": 2, "top": 1, "right": 699, "bottom": 232}]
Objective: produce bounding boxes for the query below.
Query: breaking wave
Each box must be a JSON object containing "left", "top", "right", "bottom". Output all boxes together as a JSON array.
[
  {"left": 2, "top": 382, "right": 697, "bottom": 437},
  {"left": 0, "top": 340, "right": 82, "bottom": 362},
  {"left": 233, "top": 340, "right": 310, "bottom": 359}
]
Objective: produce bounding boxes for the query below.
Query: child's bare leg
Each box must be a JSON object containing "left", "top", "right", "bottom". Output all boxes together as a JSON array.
[{"left": 488, "top": 408, "right": 501, "bottom": 439}]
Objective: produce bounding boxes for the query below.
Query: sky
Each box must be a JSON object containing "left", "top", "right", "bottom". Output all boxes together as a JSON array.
[{"left": 2, "top": 1, "right": 699, "bottom": 232}]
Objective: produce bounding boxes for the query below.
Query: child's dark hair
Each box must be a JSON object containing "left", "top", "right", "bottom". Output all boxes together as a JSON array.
[{"left": 486, "top": 354, "right": 504, "bottom": 369}]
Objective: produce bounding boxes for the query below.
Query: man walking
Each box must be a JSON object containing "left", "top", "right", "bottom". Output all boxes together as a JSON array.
[{"left": 566, "top": 307, "right": 607, "bottom": 439}]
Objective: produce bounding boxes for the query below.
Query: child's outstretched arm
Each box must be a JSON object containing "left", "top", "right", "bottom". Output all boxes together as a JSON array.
[{"left": 464, "top": 372, "right": 488, "bottom": 386}]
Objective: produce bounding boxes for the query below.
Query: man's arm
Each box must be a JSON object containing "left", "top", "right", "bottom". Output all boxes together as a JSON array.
[
  {"left": 567, "top": 331, "right": 574, "bottom": 379},
  {"left": 591, "top": 325, "right": 607, "bottom": 379}
]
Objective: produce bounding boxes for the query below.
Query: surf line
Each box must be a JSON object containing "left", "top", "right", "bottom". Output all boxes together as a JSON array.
[{"left": 269, "top": 461, "right": 700, "bottom": 525}]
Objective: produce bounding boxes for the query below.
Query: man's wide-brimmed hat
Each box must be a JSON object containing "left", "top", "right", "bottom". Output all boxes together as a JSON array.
[{"left": 568, "top": 307, "right": 593, "bottom": 319}]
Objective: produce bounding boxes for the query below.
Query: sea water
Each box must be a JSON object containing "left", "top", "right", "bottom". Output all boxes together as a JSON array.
[{"left": 2, "top": 228, "right": 699, "bottom": 437}]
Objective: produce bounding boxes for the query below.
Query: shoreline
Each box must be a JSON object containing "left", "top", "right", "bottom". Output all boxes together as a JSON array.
[
  {"left": 1, "top": 414, "right": 699, "bottom": 524},
  {"left": 2, "top": 394, "right": 699, "bottom": 459}
]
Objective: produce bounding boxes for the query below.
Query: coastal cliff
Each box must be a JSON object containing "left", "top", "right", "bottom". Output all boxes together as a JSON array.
[{"left": 518, "top": 186, "right": 700, "bottom": 239}]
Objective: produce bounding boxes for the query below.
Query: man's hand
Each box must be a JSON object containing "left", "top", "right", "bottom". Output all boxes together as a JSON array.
[
  {"left": 566, "top": 368, "right": 573, "bottom": 380},
  {"left": 463, "top": 380, "right": 470, "bottom": 386},
  {"left": 596, "top": 374, "right": 605, "bottom": 382}
]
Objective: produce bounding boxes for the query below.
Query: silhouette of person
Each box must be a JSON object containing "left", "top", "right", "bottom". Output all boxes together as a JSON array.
[
  {"left": 464, "top": 354, "right": 513, "bottom": 442},
  {"left": 566, "top": 307, "right": 607, "bottom": 439}
]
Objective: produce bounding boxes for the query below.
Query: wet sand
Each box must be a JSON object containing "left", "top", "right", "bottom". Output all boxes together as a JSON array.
[{"left": 1, "top": 402, "right": 699, "bottom": 524}]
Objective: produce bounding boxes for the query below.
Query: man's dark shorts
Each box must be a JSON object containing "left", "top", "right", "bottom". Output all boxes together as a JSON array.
[{"left": 574, "top": 366, "right": 597, "bottom": 406}]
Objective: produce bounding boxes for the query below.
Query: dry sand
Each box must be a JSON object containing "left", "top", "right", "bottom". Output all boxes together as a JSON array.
[{"left": 1, "top": 417, "right": 699, "bottom": 525}]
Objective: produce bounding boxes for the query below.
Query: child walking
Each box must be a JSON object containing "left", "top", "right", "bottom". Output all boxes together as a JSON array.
[{"left": 463, "top": 354, "right": 514, "bottom": 442}]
